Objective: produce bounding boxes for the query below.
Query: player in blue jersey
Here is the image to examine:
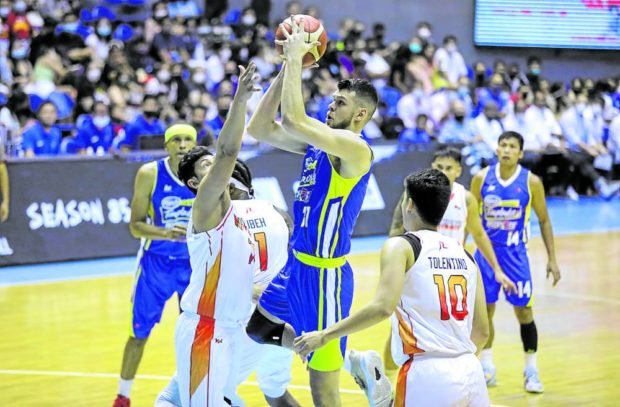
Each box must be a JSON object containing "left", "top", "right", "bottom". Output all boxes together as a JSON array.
[
  {"left": 245, "top": 18, "right": 387, "bottom": 407},
  {"left": 471, "top": 131, "right": 561, "bottom": 394},
  {"left": 113, "top": 124, "right": 197, "bottom": 407}
]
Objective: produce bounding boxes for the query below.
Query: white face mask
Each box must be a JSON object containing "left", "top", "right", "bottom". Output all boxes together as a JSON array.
[
  {"left": 417, "top": 27, "right": 431, "bottom": 39},
  {"left": 93, "top": 115, "right": 111, "bottom": 128},
  {"left": 87, "top": 68, "right": 102, "bottom": 83},
  {"left": 157, "top": 70, "right": 171, "bottom": 83},
  {"left": 241, "top": 15, "right": 256, "bottom": 26},
  {"left": 192, "top": 72, "right": 206, "bottom": 84},
  {"left": 575, "top": 103, "right": 586, "bottom": 113}
]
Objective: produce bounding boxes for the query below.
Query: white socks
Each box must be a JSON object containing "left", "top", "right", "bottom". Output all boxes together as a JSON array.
[
  {"left": 480, "top": 349, "right": 493, "bottom": 366},
  {"left": 118, "top": 378, "right": 133, "bottom": 397},
  {"left": 343, "top": 350, "right": 352, "bottom": 373},
  {"left": 524, "top": 352, "right": 537, "bottom": 371}
]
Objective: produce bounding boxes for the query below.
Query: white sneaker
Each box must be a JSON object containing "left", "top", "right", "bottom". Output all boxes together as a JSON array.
[
  {"left": 347, "top": 349, "right": 392, "bottom": 407},
  {"left": 155, "top": 376, "right": 181, "bottom": 407},
  {"left": 481, "top": 362, "right": 497, "bottom": 387},
  {"left": 524, "top": 367, "right": 544, "bottom": 393}
]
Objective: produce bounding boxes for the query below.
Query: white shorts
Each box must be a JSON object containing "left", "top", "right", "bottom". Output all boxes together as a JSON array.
[
  {"left": 225, "top": 331, "right": 293, "bottom": 405},
  {"left": 394, "top": 353, "right": 489, "bottom": 407},
  {"left": 175, "top": 312, "right": 242, "bottom": 407}
]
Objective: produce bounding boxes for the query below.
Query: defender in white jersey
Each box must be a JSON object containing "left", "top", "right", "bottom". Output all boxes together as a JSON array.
[
  {"left": 156, "top": 159, "right": 300, "bottom": 407},
  {"left": 161, "top": 63, "right": 261, "bottom": 407},
  {"left": 295, "top": 169, "right": 490, "bottom": 406}
]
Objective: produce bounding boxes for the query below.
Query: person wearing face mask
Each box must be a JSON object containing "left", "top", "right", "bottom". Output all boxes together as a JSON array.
[
  {"left": 73, "top": 101, "right": 115, "bottom": 155},
  {"left": 117, "top": 95, "right": 166, "bottom": 152},
  {"left": 560, "top": 94, "right": 620, "bottom": 199},
  {"left": 475, "top": 73, "right": 512, "bottom": 117},
  {"left": 397, "top": 81, "right": 431, "bottom": 129},
  {"left": 525, "top": 56, "right": 542, "bottom": 91},
  {"left": 206, "top": 93, "right": 233, "bottom": 139},
  {"left": 438, "top": 100, "right": 476, "bottom": 145},
  {"left": 433, "top": 35, "right": 467, "bottom": 87},
  {"left": 415, "top": 21, "right": 433, "bottom": 44},
  {"left": 190, "top": 104, "right": 215, "bottom": 147}
]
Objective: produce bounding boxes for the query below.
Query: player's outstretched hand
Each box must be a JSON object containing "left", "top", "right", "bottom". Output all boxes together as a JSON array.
[
  {"left": 275, "top": 16, "right": 321, "bottom": 62},
  {"left": 165, "top": 225, "right": 187, "bottom": 242},
  {"left": 293, "top": 330, "right": 327, "bottom": 359},
  {"left": 235, "top": 62, "right": 262, "bottom": 102},
  {"left": 495, "top": 270, "right": 517, "bottom": 294},
  {"left": 546, "top": 260, "right": 561, "bottom": 286}
]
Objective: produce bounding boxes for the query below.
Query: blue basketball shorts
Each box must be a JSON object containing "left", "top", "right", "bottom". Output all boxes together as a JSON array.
[
  {"left": 475, "top": 244, "right": 533, "bottom": 307},
  {"left": 259, "top": 252, "right": 354, "bottom": 372},
  {"left": 131, "top": 250, "right": 192, "bottom": 339}
]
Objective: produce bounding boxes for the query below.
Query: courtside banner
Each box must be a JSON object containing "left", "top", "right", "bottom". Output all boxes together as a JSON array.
[
  {"left": 0, "top": 157, "right": 142, "bottom": 266},
  {"left": 1, "top": 148, "right": 469, "bottom": 266}
]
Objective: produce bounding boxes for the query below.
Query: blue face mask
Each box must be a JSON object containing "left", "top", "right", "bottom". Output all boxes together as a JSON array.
[
  {"left": 458, "top": 86, "right": 469, "bottom": 97},
  {"left": 409, "top": 43, "right": 422, "bottom": 54},
  {"left": 0, "top": 94, "right": 7, "bottom": 106},
  {"left": 97, "top": 26, "right": 112, "bottom": 37},
  {"left": 530, "top": 68, "right": 541, "bottom": 76},
  {"left": 11, "top": 46, "right": 29, "bottom": 60},
  {"left": 63, "top": 22, "right": 79, "bottom": 32}
]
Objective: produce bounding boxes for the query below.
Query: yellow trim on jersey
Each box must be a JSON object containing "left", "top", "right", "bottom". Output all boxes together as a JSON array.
[
  {"left": 144, "top": 163, "right": 159, "bottom": 251},
  {"left": 293, "top": 250, "right": 346, "bottom": 268},
  {"left": 524, "top": 172, "right": 533, "bottom": 243},
  {"left": 314, "top": 163, "right": 364, "bottom": 258},
  {"left": 479, "top": 167, "right": 491, "bottom": 215},
  {"left": 317, "top": 268, "right": 325, "bottom": 331},
  {"left": 500, "top": 199, "right": 521, "bottom": 207}
]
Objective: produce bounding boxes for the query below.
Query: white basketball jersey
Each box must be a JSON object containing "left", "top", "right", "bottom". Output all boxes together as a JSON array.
[
  {"left": 391, "top": 230, "right": 478, "bottom": 365},
  {"left": 437, "top": 182, "right": 468, "bottom": 244},
  {"left": 181, "top": 201, "right": 257, "bottom": 325},
  {"left": 232, "top": 200, "right": 289, "bottom": 286}
]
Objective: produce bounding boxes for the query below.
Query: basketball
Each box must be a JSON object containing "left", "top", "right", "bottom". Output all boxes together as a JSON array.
[{"left": 275, "top": 14, "right": 328, "bottom": 67}]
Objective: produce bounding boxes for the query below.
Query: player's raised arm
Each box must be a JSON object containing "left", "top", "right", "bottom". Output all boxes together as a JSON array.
[
  {"left": 293, "top": 237, "right": 412, "bottom": 357},
  {"left": 530, "top": 174, "right": 561, "bottom": 286},
  {"left": 277, "top": 17, "right": 373, "bottom": 169},
  {"left": 247, "top": 64, "right": 308, "bottom": 154},
  {"left": 191, "top": 63, "right": 261, "bottom": 233}
]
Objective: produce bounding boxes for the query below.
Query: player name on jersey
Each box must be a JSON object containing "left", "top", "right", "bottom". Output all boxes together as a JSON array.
[
  {"left": 246, "top": 217, "right": 267, "bottom": 230},
  {"left": 427, "top": 256, "right": 468, "bottom": 270}
]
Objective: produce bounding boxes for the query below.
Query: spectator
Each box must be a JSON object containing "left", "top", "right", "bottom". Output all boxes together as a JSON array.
[
  {"left": 0, "top": 85, "right": 20, "bottom": 137},
  {"left": 525, "top": 56, "right": 542, "bottom": 91},
  {"left": 472, "top": 100, "right": 504, "bottom": 152},
  {"left": 475, "top": 73, "right": 512, "bottom": 116},
  {"left": 433, "top": 35, "right": 467, "bottom": 86},
  {"left": 152, "top": 17, "right": 191, "bottom": 64},
  {"left": 609, "top": 110, "right": 620, "bottom": 177},
  {"left": 190, "top": 105, "right": 214, "bottom": 146},
  {"left": 117, "top": 95, "right": 165, "bottom": 151},
  {"left": 74, "top": 101, "right": 115, "bottom": 155},
  {"left": 523, "top": 91, "right": 562, "bottom": 152},
  {"left": 250, "top": 0, "right": 271, "bottom": 26},
  {"left": 206, "top": 93, "right": 232, "bottom": 139},
  {"left": 398, "top": 113, "right": 432, "bottom": 151},
  {"left": 21, "top": 101, "right": 62, "bottom": 157},
  {"left": 438, "top": 100, "right": 476, "bottom": 145},
  {"left": 397, "top": 80, "right": 430, "bottom": 129}
]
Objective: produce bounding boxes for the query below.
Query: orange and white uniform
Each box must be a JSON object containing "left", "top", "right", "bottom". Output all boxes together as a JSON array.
[
  {"left": 391, "top": 230, "right": 489, "bottom": 407},
  {"left": 175, "top": 201, "right": 257, "bottom": 407},
  {"left": 437, "top": 182, "right": 468, "bottom": 244}
]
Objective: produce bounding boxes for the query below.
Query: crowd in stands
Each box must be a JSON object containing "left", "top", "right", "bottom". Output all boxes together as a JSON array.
[{"left": 1, "top": 0, "right": 619, "bottom": 198}]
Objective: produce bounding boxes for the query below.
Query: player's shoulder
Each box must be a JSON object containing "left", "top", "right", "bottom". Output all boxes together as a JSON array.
[
  {"left": 473, "top": 166, "right": 491, "bottom": 181},
  {"left": 135, "top": 161, "right": 158, "bottom": 181}
]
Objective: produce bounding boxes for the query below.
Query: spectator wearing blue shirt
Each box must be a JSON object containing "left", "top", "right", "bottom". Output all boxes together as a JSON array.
[
  {"left": 474, "top": 73, "right": 512, "bottom": 117},
  {"left": 75, "top": 101, "right": 115, "bottom": 154},
  {"left": 21, "top": 101, "right": 62, "bottom": 157},
  {"left": 118, "top": 96, "right": 165, "bottom": 151},
  {"left": 438, "top": 100, "right": 476, "bottom": 144},
  {"left": 206, "top": 94, "right": 232, "bottom": 139},
  {"left": 190, "top": 105, "right": 214, "bottom": 147},
  {"left": 398, "top": 113, "right": 432, "bottom": 152}
]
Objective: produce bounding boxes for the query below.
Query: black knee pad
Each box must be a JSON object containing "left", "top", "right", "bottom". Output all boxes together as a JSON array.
[{"left": 246, "top": 309, "right": 286, "bottom": 346}]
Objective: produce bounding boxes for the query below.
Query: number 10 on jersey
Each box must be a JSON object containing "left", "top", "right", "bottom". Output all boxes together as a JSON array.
[{"left": 433, "top": 274, "right": 468, "bottom": 321}]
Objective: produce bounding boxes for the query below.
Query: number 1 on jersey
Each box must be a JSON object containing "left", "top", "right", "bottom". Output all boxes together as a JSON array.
[
  {"left": 253, "top": 232, "right": 268, "bottom": 271},
  {"left": 433, "top": 274, "right": 468, "bottom": 321},
  {"left": 301, "top": 206, "right": 311, "bottom": 227}
]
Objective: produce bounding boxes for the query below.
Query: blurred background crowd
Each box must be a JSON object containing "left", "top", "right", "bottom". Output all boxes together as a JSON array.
[{"left": 1, "top": 0, "right": 619, "bottom": 198}]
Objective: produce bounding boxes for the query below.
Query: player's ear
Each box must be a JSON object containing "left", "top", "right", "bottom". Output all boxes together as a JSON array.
[
  {"left": 355, "top": 106, "right": 368, "bottom": 123},
  {"left": 456, "top": 165, "right": 463, "bottom": 178},
  {"left": 187, "top": 177, "right": 199, "bottom": 190}
]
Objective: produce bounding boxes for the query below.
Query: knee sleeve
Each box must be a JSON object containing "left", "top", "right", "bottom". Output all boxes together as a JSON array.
[{"left": 246, "top": 309, "right": 286, "bottom": 347}]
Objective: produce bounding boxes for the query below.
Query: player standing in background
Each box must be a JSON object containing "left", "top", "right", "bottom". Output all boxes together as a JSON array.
[
  {"left": 294, "top": 169, "right": 490, "bottom": 407},
  {"left": 113, "top": 124, "right": 197, "bottom": 407},
  {"left": 244, "top": 18, "right": 390, "bottom": 407},
  {"left": 380, "top": 146, "right": 515, "bottom": 385},
  {"left": 471, "top": 131, "right": 561, "bottom": 393},
  {"left": 155, "top": 158, "right": 300, "bottom": 407},
  {"left": 169, "top": 63, "right": 261, "bottom": 407}
]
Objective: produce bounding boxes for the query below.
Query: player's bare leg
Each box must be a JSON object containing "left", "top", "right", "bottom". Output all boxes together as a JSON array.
[
  {"left": 114, "top": 337, "right": 147, "bottom": 406},
  {"left": 514, "top": 306, "right": 544, "bottom": 393},
  {"left": 382, "top": 333, "right": 398, "bottom": 388},
  {"left": 480, "top": 303, "right": 496, "bottom": 386},
  {"left": 265, "top": 391, "right": 301, "bottom": 407},
  {"left": 309, "top": 369, "right": 341, "bottom": 407}
]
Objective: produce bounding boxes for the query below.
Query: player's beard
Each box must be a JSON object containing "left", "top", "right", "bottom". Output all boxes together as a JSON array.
[{"left": 328, "top": 113, "right": 354, "bottom": 130}]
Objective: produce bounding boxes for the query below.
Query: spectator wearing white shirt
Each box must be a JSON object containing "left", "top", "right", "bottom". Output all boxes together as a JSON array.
[
  {"left": 433, "top": 35, "right": 467, "bottom": 87},
  {"left": 473, "top": 101, "right": 504, "bottom": 151},
  {"left": 524, "top": 91, "right": 562, "bottom": 149},
  {"left": 560, "top": 93, "right": 619, "bottom": 198},
  {"left": 397, "top": 81, "right": 431, "bottom": 129},
  {"left": 609, "top": 112, "right": 620, "bottom": 177}
]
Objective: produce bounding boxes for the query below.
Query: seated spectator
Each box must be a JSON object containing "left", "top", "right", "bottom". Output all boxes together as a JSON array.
[
  {"left": 560, "top": 93, "right": 619, "bottom": 198},
  {"left": 21, "top": 101, "right": 62, "bottom": 157},
  {"left": 609, "top": 110, "right": 620, "bottom": 178},
  {"left": 525, "top": 56, "right": 543, "bottom": 91},
  {"left": 523, "top": 91, "right": 563, "bottom": 150},
  {"left": 190, "top": 105, "right": 214, "bottom": 146},
  {"left": 206, "top": 93, "right": 232, "bottom": 139},
  {"left": 475, "top": 73, "right": 512, "bottom": 116},
  {"left": 433, "top": 35, "right": 467, "bottom": 87},
  {"left": 152, "top": 17, "right": 191, "bottom": 64},
  {"left": 397, "top": 81, "right": 430, "bottom": 129},
  {"left": 473, "top": 101, "right": 504, "bottom": 151},
  {"left": 74, "top": 101, "right": 115, "bottom": 155},
  {"left": 116, "top": 95, "right": 165, "bottom": 151},
  {"left": 397, "top": 113, "right": 432, "bottom": 151},
  {"left": 438, "top": 100, "right": 476, "bottom": 144}
]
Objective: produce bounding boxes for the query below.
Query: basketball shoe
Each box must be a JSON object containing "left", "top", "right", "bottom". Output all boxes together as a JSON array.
[
  {"left": 345, "top": 349, "right": 392, "bottom": 407},
  {"left": 113, "top": 395, "right": 130, "bottom": 407},
  {"left": 524, "top": 367, "right": 544, "bottom": 393}
]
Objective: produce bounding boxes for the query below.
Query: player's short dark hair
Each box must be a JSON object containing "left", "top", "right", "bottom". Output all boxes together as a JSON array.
[
  {"left": 498, "top": 131, "right": 524, "bottom": 151},
  {"left": 404, "top": 169, "right": 451, "bottom": 226},
  {"left": 178, "top": 146, "right": 213, "bottom": 194},
  {"left": 433, "top": 147, "right": 462, "bottom": 164},
  {"left": 337, "top": 78, "right": 378, "bottom": 118},
  {"left": 232, "top": 158, "right": 254, "bottom": 197}
]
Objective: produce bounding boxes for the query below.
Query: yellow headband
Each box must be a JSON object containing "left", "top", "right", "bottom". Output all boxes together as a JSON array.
[{"left": 164, "top": 124, "right": 197, "bottom": 144}]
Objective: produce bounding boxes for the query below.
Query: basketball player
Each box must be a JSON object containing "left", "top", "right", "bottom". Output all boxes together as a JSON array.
[
  {"left": 244, "top": 17, "right": 389, "bottom": 407},
  {"left": 472, "top": 131, "right": 561, "bottom": 393},
  {"left": 113, "top": 123, "right": 197, "bottom": 407},
  {"left": 294, "top": 169, "right": 491, "bottom": 407},
  {"left": 169, "top": 63, "right": 261, "bottom": 406},
  {"left": 155, "top": 158, "right": 300, "bottom": 407},
  {"left": 377, "top": 147, "right": 516, "bottom": 386}
]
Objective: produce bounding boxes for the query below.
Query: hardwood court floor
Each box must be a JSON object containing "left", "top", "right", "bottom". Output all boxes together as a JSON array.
[{"left": 1, "top": 232, "right": 619, "bottom": 407}]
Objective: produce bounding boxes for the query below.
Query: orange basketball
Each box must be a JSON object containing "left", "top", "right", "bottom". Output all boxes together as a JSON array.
[{"left": 275, "top": 14, "right": 328, "bottom": 67}]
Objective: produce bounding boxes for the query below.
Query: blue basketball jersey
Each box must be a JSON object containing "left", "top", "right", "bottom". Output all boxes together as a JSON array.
[
  {"left": 144, "top": 158, "right": 194, "bottom": 258},
  {"left": 479, "top": 164, "right": 532, "bottom": 247},
  {"left": 290, "top": 145, "right": 372, "bottom": 258}
]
